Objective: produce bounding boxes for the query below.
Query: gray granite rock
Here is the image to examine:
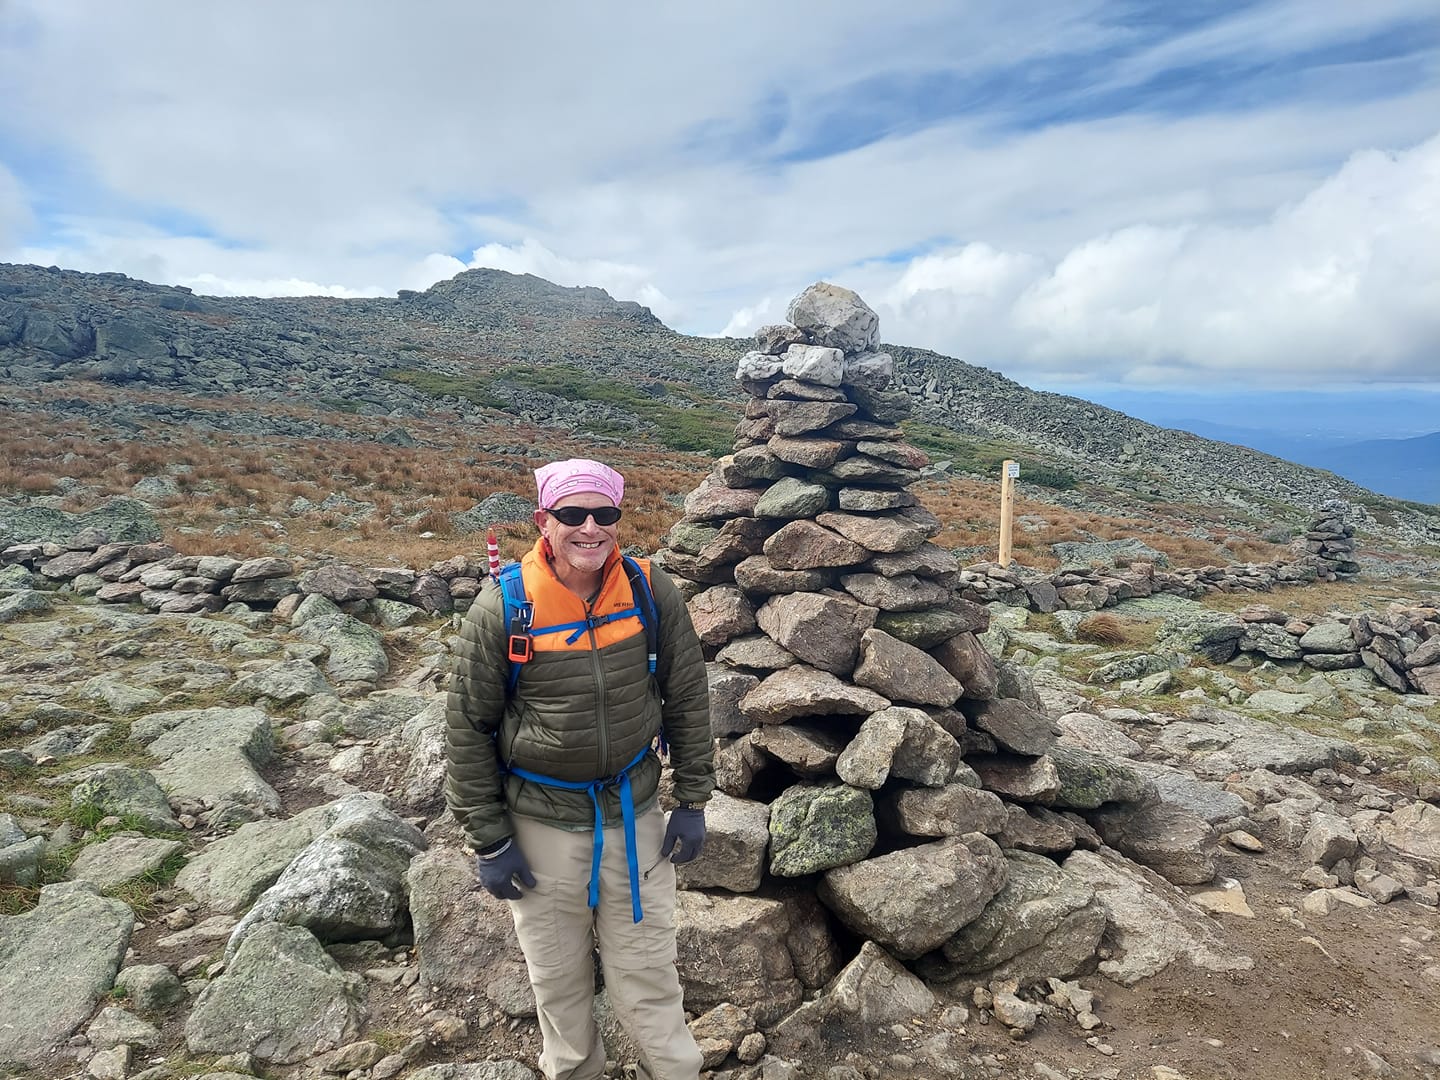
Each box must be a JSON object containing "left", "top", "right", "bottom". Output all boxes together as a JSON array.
[
  {"left": 936, "top": 849, "right": 1105, "bottom": 986},
  {"left": 0, "top": 882, "right": 135, "bottom": 1066},
  {"left": 818, "top": 834, "right": 1008, "bottom": 958},
  {"left": 185, "top": 922, "right": 366, "bottom": 1064}
]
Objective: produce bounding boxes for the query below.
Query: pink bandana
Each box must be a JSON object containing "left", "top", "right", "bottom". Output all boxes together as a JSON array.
[{"left": 534, "top": 458, "right": 625, "bottom": 509}]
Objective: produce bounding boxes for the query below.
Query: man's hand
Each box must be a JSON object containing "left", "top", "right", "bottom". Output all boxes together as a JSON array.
[
  {"left": 661, "top": 806, "right": 706, "bottom": 864},
  {"left": 475, "top": 840, "right": 537, "bottom": 900}
]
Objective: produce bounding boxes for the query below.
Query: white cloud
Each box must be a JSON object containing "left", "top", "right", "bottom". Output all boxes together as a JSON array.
[
  {"left": 865, "top": 134, "right": 1440, "bottom": 384},
  {"left": 2, "top": 0, "right": 1439, "bottom": 388},
  {"left": 716, "top": 297, "right": 779, "bottom": 340}
]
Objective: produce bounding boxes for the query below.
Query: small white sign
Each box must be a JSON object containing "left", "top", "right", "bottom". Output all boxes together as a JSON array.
[{"left": 1005, "top": 462, "right": 1020, "bottom": 479}]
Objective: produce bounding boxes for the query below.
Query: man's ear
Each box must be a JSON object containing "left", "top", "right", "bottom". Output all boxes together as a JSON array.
[{"left": 532, "top": 509, "right": 548, "bottom": 530}]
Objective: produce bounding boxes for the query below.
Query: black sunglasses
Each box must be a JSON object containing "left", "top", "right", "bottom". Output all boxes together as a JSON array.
[{"left": 547, "top": 505, "right": 623, "bottom": 527}]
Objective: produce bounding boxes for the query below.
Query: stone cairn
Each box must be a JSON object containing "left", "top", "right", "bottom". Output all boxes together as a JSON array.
[
  {"left": 1301, "top": 498, "right": 1359, "bottom": 579},
  {"left": 652, "top": 283, "right": 1156, "bottom": 1041}
]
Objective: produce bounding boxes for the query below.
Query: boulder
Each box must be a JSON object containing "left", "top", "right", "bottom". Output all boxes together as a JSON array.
[
  {"left": 879, "top": 783, "right": 1009, "bottom": 839},
  {"left": 132, "top": 706, "right": 281, "bottom": 823},
  {"left": 676, "top": 893, "right": 804, "bottom": 1026},
  {"left": 930, "top": 632, "right": 998, "bottom": 699},
  {"left": 407, "top": 846, "right": 533, "bottom": 1015},
  {"left": 1047, "top": 745, "right": 1156, "bottom": 810},
  {"left": 225, "top": 795, "right": 427, "bottom": 959},
  {"left": 676, "top": 792, "right": 770, "bottom": 894},
  {"left": 762, "top": 521, "right": 869, "bottom": 571},
  {"left": 298, "top": 565, "right": 378, "bottom": 603},
  {"left": 67, "top": 835, "right": 185, "bottom": 891},
  {"left": 962, "top": 698, "right": 1053, "bottom": 756},
  {"left": 839, "top": 572, "right": 949, "bottom": 612},
  {"left": 755, "top": 592, "right": 877, "bottom": 676},
  {"left": 853, "top": 629, "right": 963, "bottom": 707},
  {"left": 753, "top": 477, "right": 832, "bottom": 519},
  {"left": 768, "top": 943, "right": 933, "bottom": 1061},
  {"left": 750, "top": 724, "right": 846, "bottom": 778},
  {"left": 1062, "top": 850, "right": 1253, "bottom": 984},
  {"left": 69, "top": 764, "right": 180, "bottom": 832},
  {"left": 687, "top": 586, "right": 757, "bottom": 647},
  {"left": 818, "top": 834, "right": 1008, "bottom": 958},
  {"left": 969, "top": 754, "right": 1061, "bottom": 804},
  {"left": 935, "top": 849, "right": 1106, "bottom": 987},
  {"left": 786, "top": 282, "right": 880, "bottom": 353},
  {"left": 1378, "top": 801, "right": 1440, "bottom": 873},
  {"left": 739, "top": 665, "right": 887, "bottom": 725},
  {"left": 185, "top": 922, "right": 366, "bottom": 1064},
  {"left": 174, "top": 802, "right": 334, "bottom": 913},
  {"left": 836, "top": 706, "right": 961, "bottom": 790},
  {"left": 768, "top": 784, "right": 876, "bottom": 876},
  {"left": 1091, "top": 802, "right": 1217, "bottom": 885},
  {"left": 293, "top": 613, "right": 389, "bottom": 683}
]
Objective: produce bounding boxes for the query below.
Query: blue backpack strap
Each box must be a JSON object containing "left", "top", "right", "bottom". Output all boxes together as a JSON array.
[
  {"left": 496, "top": 563, "right": 531, "bottom": 695},
  {"left": 529, "top": 607, "right": 640, "bottom": 646},
  {"left": 621, "top": 555, "right": 667, "bottom": 756},
  {"left": 621, "top": 556, "right": 659, "bottom": 676}
]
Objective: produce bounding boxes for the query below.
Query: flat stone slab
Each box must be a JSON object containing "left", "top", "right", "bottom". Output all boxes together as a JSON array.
[
  {"left": 67, "top": 835, "right": 185, "bottom": 891},
  {"left": 0, "top": 882, "right": 135, "bottom": 1066},
  {"left": 131, "top": 706, "right": 281, "bottom": 820}
]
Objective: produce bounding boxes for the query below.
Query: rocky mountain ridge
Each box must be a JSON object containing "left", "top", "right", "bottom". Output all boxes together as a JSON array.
[{"left": 2, "top": 262, "right": 1438, "bottom": 550}]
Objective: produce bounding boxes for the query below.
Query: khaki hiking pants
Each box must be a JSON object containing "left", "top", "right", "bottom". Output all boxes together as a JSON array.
[{"left": 510, "top": 806, "right": 703, "bottom": 1080}]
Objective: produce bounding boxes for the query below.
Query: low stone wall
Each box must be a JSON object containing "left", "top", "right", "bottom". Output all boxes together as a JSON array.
[
  {"left": 961, "top": 508, "right": 1358, "bottom": 615},
  {"left": 956, "top": 554, "right": 1326, "bottom": 614},
  {"left": 0, "top": 530, "right": 485, "bottom": 626},
  {"left": 1226, "top": 603, "right": 1440, "bottom": 695}
]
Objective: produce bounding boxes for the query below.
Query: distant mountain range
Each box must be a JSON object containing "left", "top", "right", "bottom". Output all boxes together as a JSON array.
[{"left": 1078, "top": 392, "right": 1440, "bottom": 505}]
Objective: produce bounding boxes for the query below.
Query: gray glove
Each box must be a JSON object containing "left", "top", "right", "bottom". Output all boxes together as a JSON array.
[
  {"left": 476, "top": 839, "right": 536, "bottom": 900},
  {"left": 661, "top": 806, "right": 706, "bottom": 864}
]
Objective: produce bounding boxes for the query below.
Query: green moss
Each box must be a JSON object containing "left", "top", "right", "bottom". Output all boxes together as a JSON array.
[{"left": 384, "top": 369, "right": 509, "bottom": 410}]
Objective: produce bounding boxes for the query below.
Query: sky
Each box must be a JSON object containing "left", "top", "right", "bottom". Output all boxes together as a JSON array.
[{"left": 1, "top": 0, "right": 1439, "bottom": 395}]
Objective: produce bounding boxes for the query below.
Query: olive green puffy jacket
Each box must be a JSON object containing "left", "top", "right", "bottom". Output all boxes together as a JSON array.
[{"left": 445, "top": 544, "right": 714, "bottom": 851}]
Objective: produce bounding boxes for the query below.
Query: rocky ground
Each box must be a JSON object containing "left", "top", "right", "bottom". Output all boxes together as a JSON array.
[{"left": 2, "top": 568, "right": 1439, "bottom": 1080}]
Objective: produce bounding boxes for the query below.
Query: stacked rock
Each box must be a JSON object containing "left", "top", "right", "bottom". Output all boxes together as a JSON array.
[
  {"left": 1302, "top": 499, "right": 1359, "bottom": 579},
  {"left": 656, "top": 284, "right": 1149, "bottom": 1012}
]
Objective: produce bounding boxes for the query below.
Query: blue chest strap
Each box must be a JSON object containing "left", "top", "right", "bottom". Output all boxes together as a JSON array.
[{"left": 498, "top": 556, "right": 658, "bottom": 693}]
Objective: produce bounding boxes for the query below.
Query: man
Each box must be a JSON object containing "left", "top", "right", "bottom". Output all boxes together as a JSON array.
[{"left": 446, "top": 457, "right": 715, "bottom": 1080}]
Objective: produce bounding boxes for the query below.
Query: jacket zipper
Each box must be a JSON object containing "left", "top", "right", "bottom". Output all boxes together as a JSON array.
[{"left": 587, "top": 566, "right": 616, "bottom": 780}]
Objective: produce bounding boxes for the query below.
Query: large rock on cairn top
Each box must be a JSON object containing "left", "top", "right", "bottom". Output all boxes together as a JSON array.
[{"left": 657, "top": 282, "right": 1167, "bottom": 1013}]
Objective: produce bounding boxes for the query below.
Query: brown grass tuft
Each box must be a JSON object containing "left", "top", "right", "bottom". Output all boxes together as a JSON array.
[{"left": 1075, "top": 613, "right": 1128, "bottom": 645}]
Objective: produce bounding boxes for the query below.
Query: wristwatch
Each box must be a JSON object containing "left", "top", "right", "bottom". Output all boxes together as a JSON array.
[{"left": 677, "top": 801, "right": 705, "bottom": 811}]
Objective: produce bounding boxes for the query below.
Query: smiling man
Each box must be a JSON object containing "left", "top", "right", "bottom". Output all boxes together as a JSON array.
[{"left": 445, "top": 457, "right": 715, "bottom": 1080}]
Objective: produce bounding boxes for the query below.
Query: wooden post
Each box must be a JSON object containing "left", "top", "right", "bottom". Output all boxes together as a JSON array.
[{"left": 998, "top": 459, "right": 1018, "bottom": 567}]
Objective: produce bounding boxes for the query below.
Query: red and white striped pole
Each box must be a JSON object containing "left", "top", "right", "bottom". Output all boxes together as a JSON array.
[{"left": 486, "top": 529, "right": 501, "bottom": 580}]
